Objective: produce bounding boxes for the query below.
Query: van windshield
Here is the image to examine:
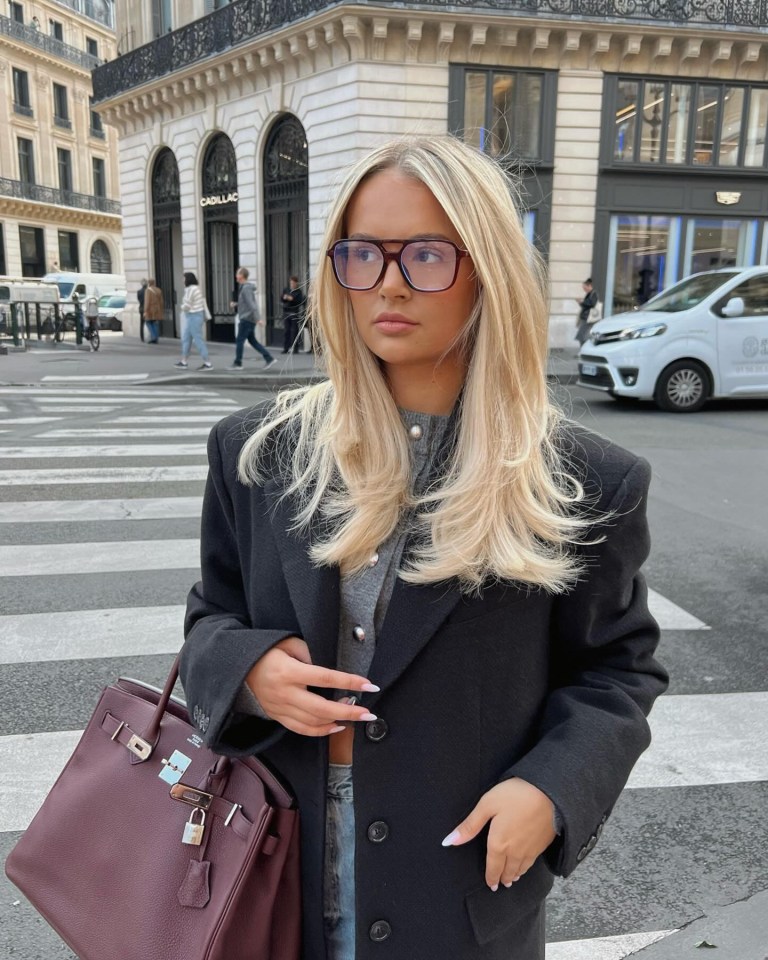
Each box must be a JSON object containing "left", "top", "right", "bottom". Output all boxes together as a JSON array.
[
  {"left": 56, "top": 282, "right": 75, "bottom": 298},
  {"left": 643, "top": 271, "right": 739, "bottom": 313}
]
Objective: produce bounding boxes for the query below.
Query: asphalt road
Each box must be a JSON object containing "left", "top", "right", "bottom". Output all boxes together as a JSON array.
[{"left": 0, "top": 378, "right": 766, "bottom": 958}]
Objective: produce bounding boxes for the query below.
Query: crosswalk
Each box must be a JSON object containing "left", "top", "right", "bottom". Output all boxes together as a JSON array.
[{"left": 0, "top": 380, "right": 757, "bottom": 958}]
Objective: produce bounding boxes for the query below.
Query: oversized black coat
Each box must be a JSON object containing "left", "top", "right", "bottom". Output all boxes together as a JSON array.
[{"left": 180, "top": 408, "right": 668, "bottom": 960}]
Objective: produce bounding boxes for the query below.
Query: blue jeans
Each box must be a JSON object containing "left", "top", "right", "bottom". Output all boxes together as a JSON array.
[
  {"left": 145, "top": 320, "right": 159, "bottom": 341},
  {"left": 234, "top": 319, "right": 273, "bottom": 365},
  {"left": 181, "top": 310, "right": 209, "bottom": 362},
  {"left": 324, "top": 764, "right": 355, "bottom": 960}
]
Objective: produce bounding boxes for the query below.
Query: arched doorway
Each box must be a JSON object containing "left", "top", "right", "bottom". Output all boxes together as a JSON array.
[
  {"left": 90, "top": 239, "right": 113, "bottom": 273},
  {"left": 263, "top": 115, "right": 308, "bottom": 346},
  {"left": 202, "top": 134, "right": 239, "bottom": 342},
  {"left": 151, "top": 147, "right": 181, "bottom": 338}
]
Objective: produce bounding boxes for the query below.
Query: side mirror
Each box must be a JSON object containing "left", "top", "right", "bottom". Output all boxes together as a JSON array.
[{"left": 720, "top": 296, "right": 745, "bottom": 318}]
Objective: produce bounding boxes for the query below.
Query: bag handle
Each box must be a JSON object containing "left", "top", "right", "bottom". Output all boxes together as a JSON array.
[{"left": 125, "top": 655, "right": 182, "bottom": 761}]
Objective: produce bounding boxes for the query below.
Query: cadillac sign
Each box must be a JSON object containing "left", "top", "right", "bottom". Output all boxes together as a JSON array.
[
  {"left": 715, "top": 191, "right": 741, "bottom": 205},
  {"left": 200, "top": 192, "right": 239, "bottom": 207}
]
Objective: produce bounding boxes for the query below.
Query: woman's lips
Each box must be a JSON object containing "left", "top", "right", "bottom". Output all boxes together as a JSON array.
[{"left": 374, "top": 313, "right": 417, "bottom": 333}]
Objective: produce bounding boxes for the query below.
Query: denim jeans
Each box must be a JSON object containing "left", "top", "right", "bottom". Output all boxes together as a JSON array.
[
  {"left": 324, "top": 763, "right": 355, "bottom": 960},
  {"left": 144, "top": 320, "right": 159, "bottom": 342},
  {"left": 234, "top": 319, "right": 273, "bottom": 365},
  {"left": 181, "top": 310, "right": 209, "bottom": 362}
]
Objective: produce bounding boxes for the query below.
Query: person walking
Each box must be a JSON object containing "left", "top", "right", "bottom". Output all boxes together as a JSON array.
[
  {"left": 175, "top": 272, "right": 212, "bottom": 370},
  {"left": 143, "top": 279, "right": 163, "bottom": 344},
  {"left": 575, "top": 277, "right": 599, "bottom": 347},
  {"left": 137, "top": 279, "right": 147, "bottom": 343},
  {"left": 180, "top": 137, "right": 667, "bottom": 960},
  {"left": 280, "top": 275, "right": 307, "bottom": 354},
  {"left": 228, "top": 267, "right": 276, "bottom": 370}
]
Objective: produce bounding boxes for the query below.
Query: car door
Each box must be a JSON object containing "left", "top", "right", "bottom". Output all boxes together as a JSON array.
[{"left": 715, "top": 274, "right": 768, "bottom": 396}]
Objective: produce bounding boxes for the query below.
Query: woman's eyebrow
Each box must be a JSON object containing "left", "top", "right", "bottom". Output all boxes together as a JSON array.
[{"left": 347, "top": 232, "right": 455, "bottom": 241}]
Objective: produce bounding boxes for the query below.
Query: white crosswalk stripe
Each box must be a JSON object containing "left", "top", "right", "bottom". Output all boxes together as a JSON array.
[{"left": 0, "top": 383, "right": 752, "bottom": 960}]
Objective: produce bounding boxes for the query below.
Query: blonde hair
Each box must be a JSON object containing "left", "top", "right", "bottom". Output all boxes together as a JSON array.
[{"left": 239, "top": 136, "right": 591, "bottom": 592}]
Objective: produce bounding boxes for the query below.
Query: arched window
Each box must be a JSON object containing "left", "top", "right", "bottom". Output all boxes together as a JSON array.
[{"left": 90, "top": 239, "right": 112, "bottom": 273}]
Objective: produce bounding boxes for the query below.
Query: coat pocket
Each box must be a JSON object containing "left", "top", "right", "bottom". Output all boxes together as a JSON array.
[{"left": 464, "top": 858, "right": 554, "bottom": 946}]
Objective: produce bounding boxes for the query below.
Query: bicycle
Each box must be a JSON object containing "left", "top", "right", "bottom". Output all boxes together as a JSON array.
[{"left": 52, "top": 311, "right": 100, "bottom": 351}]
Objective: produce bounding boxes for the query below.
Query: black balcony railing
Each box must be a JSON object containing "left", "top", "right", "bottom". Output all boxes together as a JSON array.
[
  {"left": 54, "top": 115, "right": 73, "bottom": 129},
  {"left": 89, "top": 125, "right": 106, "bottom": 139},
  {"left": 0, "top": 14, "right": 102, "bottom": 70},
  {"left": 92, "top": 0, "right": 768, "bottom": 103},
  {"left": 13, "top": 102, "right": 34, "bottom": 117},
  {"left": 0, "top": 177, "right": 121, "bottom": 215}
]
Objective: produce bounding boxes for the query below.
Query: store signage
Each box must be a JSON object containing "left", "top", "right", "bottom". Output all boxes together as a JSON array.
[
  {"left": 715, "top": 191, "right": 741, "bottom": 205},
  {"left": 200, "top": 192, "right": 239, "bottom": 207}
]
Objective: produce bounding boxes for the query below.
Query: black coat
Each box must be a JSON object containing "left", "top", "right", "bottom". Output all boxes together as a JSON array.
[{"left": 180, "top": 409, "right": 668, "bottom": 960}]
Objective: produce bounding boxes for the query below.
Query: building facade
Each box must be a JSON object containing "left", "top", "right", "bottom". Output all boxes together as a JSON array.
[
  {"left": 93, "top": 0, "right": 768, "bottom": 346},
  {"left": 0, "top": 0, "right": 121, "bottom": 281}
]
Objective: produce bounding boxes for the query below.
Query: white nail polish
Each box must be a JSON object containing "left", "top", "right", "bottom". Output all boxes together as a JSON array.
[
  {"left": 441, "top": 830, "right": 460, "bottom": 847},
  {"left": 360, "top": 683, "right": 380, "bottom": 692},
  {"left": 490, "top": 884, "right": 499, "bottom": 892},
  {"left": 358, "top": 712, "right": 378, "bottom": 721}
]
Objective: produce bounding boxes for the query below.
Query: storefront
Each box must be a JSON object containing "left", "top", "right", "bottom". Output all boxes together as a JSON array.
[{"left": 201, "top": 134, "right": 239, "bottom": 343}]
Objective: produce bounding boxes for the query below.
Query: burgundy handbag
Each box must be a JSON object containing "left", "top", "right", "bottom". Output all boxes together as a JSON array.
[{"left": 5, "top": 659, "right": 301, "bottom": 960}]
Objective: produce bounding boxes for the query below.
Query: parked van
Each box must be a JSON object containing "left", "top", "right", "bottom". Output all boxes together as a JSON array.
[
  {"left": 43, "top": 272, "right": 126, "bottom": 318},
  {"left": 578, "top": 266, "right": 768, "bottom": 412}
]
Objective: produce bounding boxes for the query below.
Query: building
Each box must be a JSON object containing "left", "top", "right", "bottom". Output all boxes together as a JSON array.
[
  {"left": 92, "top": 0, "right": 768, "bottom": 346},
  {"left": 0, "top": 0, "right": 121, "bottom": 281}
]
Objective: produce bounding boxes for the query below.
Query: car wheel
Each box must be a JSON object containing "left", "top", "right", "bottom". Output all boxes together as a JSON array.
[
  {"left": 110, "top": 318, "right": 122, "bottom": 332},
  {"left": 654, "top": 360, "right": 709, "bottom": 412}
]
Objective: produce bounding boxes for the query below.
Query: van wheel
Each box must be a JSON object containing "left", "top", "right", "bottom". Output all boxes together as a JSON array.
[{"left": 655, "top": 361, "right": 709, "bottom": 412}]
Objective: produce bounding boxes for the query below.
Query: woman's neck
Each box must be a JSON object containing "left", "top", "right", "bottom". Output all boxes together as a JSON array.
[{"left": 385, "top": 360, "right": 466, "bottom": 415}]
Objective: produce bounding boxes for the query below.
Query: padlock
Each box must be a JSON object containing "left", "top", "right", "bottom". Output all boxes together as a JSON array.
[{"left": 182, "top": 807, "right": 206, "bottom": 846}]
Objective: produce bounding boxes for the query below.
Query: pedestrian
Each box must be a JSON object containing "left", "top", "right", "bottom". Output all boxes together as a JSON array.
[
  {"left": 227, "top": 266, "right": 276, "bottom": 370},
  {"left": 143, "top": 278, "right": 163, "bottom": 344},
  {"left": 71, "top": 293, "right": 84, "bottom": 339},
  {"left": 575, "top": 277, "right": 599, "bottom": 346},
  {"left": 280, "top": 274, "right": 307, "bottom": 354},
  {"left": 180, "top": 136, "right": 667, "bottom": 960},
  {"left": 137, "top": 279, "right": 147, "bottom": 342},
  {"left": 175, "top": 271, "right": 212, "bottom": 370}
]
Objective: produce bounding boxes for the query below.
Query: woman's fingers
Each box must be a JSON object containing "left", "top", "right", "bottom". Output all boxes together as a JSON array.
[{"left": 289, "top": 658, "right": 380, "bottom": 695}]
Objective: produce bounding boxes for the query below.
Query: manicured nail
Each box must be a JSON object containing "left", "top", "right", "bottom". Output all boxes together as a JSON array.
[
  {"left": 358, "top": 712, "right": 378, "bottom": 721},
  {"left": 503, "top": 881, "right": 513, "bottom": 888},
  {"left": 490, "top": 883, "right": 499, "bottom": 892},
  {"left": 329, "top": 725, "right": 346, "bottom": 734},
  {"left": 361, "top": 683, "right": 380, "bottom": 692},
  {"left": 441, "top": 830, "right": 460, "bottom": 847}
]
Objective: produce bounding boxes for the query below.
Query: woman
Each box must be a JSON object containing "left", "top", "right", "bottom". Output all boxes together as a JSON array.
[
  {"left": 143, "top": 278, "right": 163, "bottom": 344},
  {"left": 176, "top": 271, "right": 212, "bottom": 370},
  {"left": 180, "top": 137, "right": 667, "bottom": 960}
]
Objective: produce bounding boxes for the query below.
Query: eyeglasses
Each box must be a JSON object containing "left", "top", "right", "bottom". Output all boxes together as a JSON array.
[{"left": 326, "top": 238, "right": 470, "bottom": 292}]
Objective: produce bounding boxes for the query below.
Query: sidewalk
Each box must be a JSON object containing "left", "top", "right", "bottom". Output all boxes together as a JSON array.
[{"left": 1, "top": 334, "right": 581, "bottom": 387}]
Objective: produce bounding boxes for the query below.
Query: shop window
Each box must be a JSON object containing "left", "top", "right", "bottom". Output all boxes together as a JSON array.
[
  {"left": 684, "top": 219, "right": 756, "bottom": 275},
  {"left": 58, "top": 231, "right": 79, "bottom": 272},
  {"left": 57, "top": 148, "right": 73, "bottom": 194},
  {"left": 608, "top": 76, "right": 768, "bottom": 170},
  {"left": 53, "top": 83, "right": 70, "bottom": 129},
  {"left": 92, "top": 157, "right": 106, "bottom": 198},
  {"left": 12, "top": 68, "right": 32, "bottom": 117},
  {"left": 90, "top": 239, "right": 112, "bottom": 273},
  {"left": 19, "top": 226, "right": 45, "bottom": 278},
  {"left": 607, "top": 214, "right": 678, "bottom": 314},
  {"left": 17, "top": 137, "right": 35, "bottom": 184}
]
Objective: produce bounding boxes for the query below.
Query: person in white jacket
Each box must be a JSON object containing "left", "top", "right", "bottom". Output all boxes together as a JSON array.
[{"left": 176, "top": 272, "right": 212, "bottom": 370}]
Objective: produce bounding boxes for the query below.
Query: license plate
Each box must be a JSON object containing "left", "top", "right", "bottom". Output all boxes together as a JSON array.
[{"left": 580, "top": 363, "right": 598, "bottom": 377}]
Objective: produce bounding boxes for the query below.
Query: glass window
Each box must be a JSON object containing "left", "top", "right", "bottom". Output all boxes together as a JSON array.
[
  {"left": 9, "top": 2, "right": 23, "bottom": 23},
  {"left": 744, "top": 89, "right": 768, "bottom": 166},
  {"left": 0, "top": 224, "right": 6, "bottom": 277},
  {"left": 718, "top": 88, "right": 744, "bottom": 166},
  {"left": 57, "top": 148, "right": 72, "bottom": 193},
  {"left": 643, "top": 270, "right": 738, "bottom": 313},
  {"left": 685, "top": 218, "right": 755, "bottom": 275},
  {"left": 693, "top": 85, "right": 718, "bottom": 165},
  {"left": 92, "top": 157, "right": 106, "bottom": 197},
  {"left": 12, "top": 68, "right": 31, "bottom": 111},
  {"left": 86, "top": 36, "right": 98, "bottom": 58},
  {"left": 610, "top": 215, "right": 676, "bottom": 314},
  {"left": 614, "top": 80, "right": 639, "bottom": 161},
  {"left": 89, "top": 97, "right": 104, "bottom": 136},
  {"left": 152, "top": 0, "right": 172, "bottom": 36},
  {"left": 50, "top": 19, "right": 63, "bottom": 41},
  {"left": 718, "top": 274, "right": 768, "bottom": 316},
  {"left": 19, "top": 226, "right": 45, "bottom": 278},
  {"left": 640, "top": 82, "right": 666, "bottom": 162},
  {"left": 463, "top": 72, "right": 487, "bottom": 152},
  {"left": 53, "top": 83, "right": 69, "bottom": 122},
  {"left": 58, "top": 231, "right": 79, "bottom": 272},
  {"left": 460, "top": 69, "right": 544, "bottom": 161},
  {"left": 17, "top": 138, "right": 35, "bottom": 184},
  {"left": 666, "top": 84, "right": 692, "bottom": 163},
  {"left": 90, "top": 239, "right": 113, "bottom": 272}
]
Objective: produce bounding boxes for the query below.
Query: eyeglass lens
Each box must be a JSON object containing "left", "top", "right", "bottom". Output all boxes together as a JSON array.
[{"left": 333, "top": 240, "right": 459, "bottom": 291}]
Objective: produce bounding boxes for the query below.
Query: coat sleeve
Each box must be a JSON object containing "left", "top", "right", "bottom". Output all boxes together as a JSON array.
[
  {"left": 179, "top": 418, "right": 296, "bottom": 757},
  {"left": 502, "top": 455, "right": 668, "bottom": 878}
]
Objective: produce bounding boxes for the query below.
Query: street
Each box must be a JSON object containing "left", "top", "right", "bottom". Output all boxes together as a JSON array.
[{"left": 0, "top": 372, "right": 766, "bottom": 959}]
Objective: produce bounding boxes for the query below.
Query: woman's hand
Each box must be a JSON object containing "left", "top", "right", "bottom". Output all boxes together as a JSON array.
[
  {"left": 245, "top": 636, "right": 380, "bottom": 737},
  {"left": 442, "top": 778, "right": 557, "bottom": 890}
]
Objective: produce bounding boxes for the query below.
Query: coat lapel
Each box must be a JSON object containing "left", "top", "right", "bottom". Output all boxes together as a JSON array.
[{"left": 263, "top": 479, "right": 339, "bottom": 671}]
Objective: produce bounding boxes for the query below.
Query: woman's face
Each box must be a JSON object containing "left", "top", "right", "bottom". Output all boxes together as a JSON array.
[{"left": 342, "top": 169, "right": 477, "bottom": 388}]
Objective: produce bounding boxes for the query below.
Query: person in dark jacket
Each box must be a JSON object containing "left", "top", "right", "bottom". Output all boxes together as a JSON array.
[
  {"left": 137, "top": 279, "right": 147, "bottom": 342},
  {"left": 280, "top": 275, "right": 307, "bottom": 353},
  {"left": 180, "top": 137, "right": 667, "bottom": 960},
  {"left": 228, "top": 267, "right": 276, "bottom": 370},
  {"left": 575, "top": 277, "right": 599, "bottom": 346}
]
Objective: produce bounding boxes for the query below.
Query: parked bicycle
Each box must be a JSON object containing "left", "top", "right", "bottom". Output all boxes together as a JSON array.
[{"left": 52, "top": 297, "right": 100, "bottom": 351}]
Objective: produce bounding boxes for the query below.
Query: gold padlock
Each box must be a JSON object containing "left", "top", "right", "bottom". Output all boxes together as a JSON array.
[{"left": 182, "top": 807, "right": 206, "bottom": 846}]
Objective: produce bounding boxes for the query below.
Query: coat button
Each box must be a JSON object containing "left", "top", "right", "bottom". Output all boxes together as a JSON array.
[
  {"left": 367, "top": 820, "right": 389, "bottom": 843},
  {"left": 353, "top": 625, "right": 366, "bottom": 642},
  {"left": 369, "top": 920, "right": 392, "bottom": 942},
  {"left": 586, "top": 835, "right": 598, "bottom": 852},
  {"left": 576, "top": 846, "right": 587, "bottom": 862},
  {"left": 408, "top": 423, "right": 423, "bottom": 440},
  {"left": 365, "top": 718, "right": 389, "bottom": 741}
]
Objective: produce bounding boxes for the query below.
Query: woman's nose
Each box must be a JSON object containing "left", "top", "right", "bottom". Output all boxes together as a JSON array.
[{"left": 378, "top": 257, "right": 409, "bottom": 296}]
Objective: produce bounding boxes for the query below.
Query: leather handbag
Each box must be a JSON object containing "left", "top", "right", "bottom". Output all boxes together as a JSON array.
[{"left": 5, "top": 659, "right": 301, "bottom": 960}]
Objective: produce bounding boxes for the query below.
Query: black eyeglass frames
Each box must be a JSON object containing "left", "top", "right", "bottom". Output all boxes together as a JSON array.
[{"left": 326, "top": 238, "right": 470, "bottom": 292}]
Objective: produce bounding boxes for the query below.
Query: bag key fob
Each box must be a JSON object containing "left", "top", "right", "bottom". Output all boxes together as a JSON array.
[{"left": 182, "top": 808, "right": 206, "bottom": 846}]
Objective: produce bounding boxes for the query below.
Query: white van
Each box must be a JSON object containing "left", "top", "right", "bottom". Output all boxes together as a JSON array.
[
  {"left": 577, "top": 266, "right": 768, "bottom": 412},
  {"left": 43, "top": 272, "right": 126, "bottom": 319}
]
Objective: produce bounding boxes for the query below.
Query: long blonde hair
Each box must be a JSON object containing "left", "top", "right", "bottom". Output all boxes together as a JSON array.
[{"left": 239, "top": 136, "right": 591, "bottom": 592}]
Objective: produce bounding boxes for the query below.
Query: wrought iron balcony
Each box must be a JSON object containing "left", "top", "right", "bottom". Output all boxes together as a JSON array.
[
  {"left": 54, "top": 115, "right": 73, "bottom": 130},
  {"left": 0, "top": 14, "right": 101, "bottom": 70},
  {"left": 92, "top": 0, "right": 768, "bottom": 103},
  {"left": 0, "top": 177, "right": 121, "bottom": 215},
  {"left": 13, "top": 102, "right": 34, "bottom": 118}
]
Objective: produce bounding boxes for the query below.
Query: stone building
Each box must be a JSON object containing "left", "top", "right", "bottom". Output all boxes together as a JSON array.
[
  {"left": 93, "top": 0, "right": 768, "bottom": 346},
  {"left": 0, "top": 0, "right": 121, "bottom": 280}
]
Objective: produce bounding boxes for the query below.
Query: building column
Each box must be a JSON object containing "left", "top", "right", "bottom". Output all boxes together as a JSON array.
[{"left": 547, "top": 69, "right": 603, "bottom": 349}]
